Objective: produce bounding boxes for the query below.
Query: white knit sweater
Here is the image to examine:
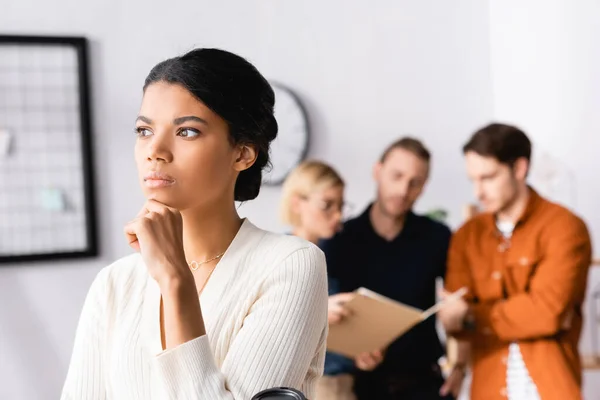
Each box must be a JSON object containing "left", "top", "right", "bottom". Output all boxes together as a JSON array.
[{"left": 61, "top": 219, "right": 328, "bottom": 400}]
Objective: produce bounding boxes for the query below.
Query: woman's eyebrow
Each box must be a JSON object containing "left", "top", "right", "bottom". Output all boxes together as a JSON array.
[
  {"left": 173, "top": 115, "right": 208, "bottom": 125},
  {"left": 136, "top": 115, "right": 153, "bottom": 124}
]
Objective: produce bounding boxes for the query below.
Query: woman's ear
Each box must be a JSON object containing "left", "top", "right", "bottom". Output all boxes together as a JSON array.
[
  {"left": 233, "top": 145, "right": 258, "bottom": 172},
  {"left": 290, "top": 194, "right": 304, "bottom": 226}
]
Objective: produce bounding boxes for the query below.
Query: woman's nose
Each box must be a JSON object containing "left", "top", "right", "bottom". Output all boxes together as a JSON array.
[{"left": 146, "top": 134, "right": 173, "bottom": 163}]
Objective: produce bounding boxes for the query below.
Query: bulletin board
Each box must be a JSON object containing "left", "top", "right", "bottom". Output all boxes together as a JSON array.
[{"left": 0, "top": 35, "right": 97, "bottom": 263}]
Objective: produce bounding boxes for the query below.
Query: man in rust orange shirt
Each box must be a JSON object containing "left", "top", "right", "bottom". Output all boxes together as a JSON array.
[{"left": 439, "top": 123, "right": 592, "bottom": 400}]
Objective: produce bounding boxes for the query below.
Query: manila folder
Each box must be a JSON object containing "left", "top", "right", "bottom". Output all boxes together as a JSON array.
[{"left": 326, "top": 287, "right": 429, "bottom": 358}]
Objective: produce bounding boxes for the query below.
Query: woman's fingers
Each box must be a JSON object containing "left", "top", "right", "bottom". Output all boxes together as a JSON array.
[
  {"left": 124, "top": 221, "right": 140, "bottom": 251},
  {"left": 123, "top": 217, "right": 147, "bottom": 251}
]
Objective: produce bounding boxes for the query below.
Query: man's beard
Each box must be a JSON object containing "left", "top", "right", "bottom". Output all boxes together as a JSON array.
[{"left": 377, "top": 194, "right": 409, "bottom": 220}]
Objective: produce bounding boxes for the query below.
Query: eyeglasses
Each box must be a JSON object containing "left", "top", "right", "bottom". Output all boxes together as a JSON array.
[{"left": 303, "top": 197, "right": 355, "bottom": 220}]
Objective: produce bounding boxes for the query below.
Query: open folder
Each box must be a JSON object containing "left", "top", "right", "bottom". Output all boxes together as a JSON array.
[{"left": 326, "top": 287, "right": 467, "bottom": 358}]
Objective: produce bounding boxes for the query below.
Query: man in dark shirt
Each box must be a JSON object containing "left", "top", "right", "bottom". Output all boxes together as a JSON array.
[{"left": 320, "top": 138, "right": 461, "bottom": 400}]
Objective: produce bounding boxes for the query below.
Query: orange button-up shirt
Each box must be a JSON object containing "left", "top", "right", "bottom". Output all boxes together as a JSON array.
[{"left": 445, "top": 189, "right": 592, "bottom": 400}]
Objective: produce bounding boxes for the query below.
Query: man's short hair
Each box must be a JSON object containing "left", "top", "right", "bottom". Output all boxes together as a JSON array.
[
  {"left": 380, "top": 137, "right": 430, "bottom": 163},
  {"left": 463, "top": 123, "right": 531, "bottom": 166}
]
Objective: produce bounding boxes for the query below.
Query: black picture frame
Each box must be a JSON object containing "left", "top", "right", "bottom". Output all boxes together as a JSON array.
[{"left": 0, "top": 35, "right": 98, "bottom": 263}]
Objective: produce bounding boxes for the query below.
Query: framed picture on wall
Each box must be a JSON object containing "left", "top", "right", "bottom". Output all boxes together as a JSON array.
[{"left": 0, "top": 35, "right": 98, "bottom": 263}]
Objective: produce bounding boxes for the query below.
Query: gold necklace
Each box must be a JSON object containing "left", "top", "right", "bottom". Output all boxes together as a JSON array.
[
  {"left": 188, "top": 252, "right": 225, "bottom": 271},
  {"left": 196, "top": 264, "right": 217, "bottom": 295},
  {"left": 188, "top": 252, "right": 225, "bottom": 295}
]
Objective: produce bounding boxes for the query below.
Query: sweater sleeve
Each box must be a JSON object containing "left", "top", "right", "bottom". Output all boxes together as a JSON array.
[
  {"left": 61, "top": 268, "right": 110, "bottom": 400},
  {"left": 154, "top": 245, "right": 329, "bottom": 400}
]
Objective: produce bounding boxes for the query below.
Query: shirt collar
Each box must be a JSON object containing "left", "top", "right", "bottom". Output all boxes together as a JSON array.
[
  {"left": 359, "top": 203, "right": 418, "bottom": 241},
  {"left": 482, "top": 186, "right": 542, "bottom": 235}
]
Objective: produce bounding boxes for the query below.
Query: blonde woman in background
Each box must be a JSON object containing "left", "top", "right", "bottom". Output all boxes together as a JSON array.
[
  {"left": 280, "top": 160, "right": 346, "bottom": 243},
  {"left": 281, "top": 161, "right": 381, "bottom": 400}
]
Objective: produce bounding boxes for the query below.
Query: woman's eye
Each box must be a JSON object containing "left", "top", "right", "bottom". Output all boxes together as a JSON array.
[
  {"left": 135, "top": 127, "right": 152, "bottom": 137},
  {"left": 322, "top": 201, "right": 335, "bottom": 211},
  {"left": 177, "top": 128, "right": 201, "bottom": 138}
]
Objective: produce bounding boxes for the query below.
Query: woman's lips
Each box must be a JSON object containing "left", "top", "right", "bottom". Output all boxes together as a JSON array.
[
  {"left": 144, "top": 171, "right": 175, "bottom": 188},
  {"left": 144, "top": 179, "right": 175, "bottom": 188}
]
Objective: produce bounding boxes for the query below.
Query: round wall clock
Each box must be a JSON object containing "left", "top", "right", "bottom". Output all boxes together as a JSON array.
[{"left": 263, "top": 82, "right": 309, "bottom": 186}]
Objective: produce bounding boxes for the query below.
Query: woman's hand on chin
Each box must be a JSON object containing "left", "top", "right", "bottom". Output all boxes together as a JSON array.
[{"left": 124, "top": 200, "right": 192, "bottom": 289}]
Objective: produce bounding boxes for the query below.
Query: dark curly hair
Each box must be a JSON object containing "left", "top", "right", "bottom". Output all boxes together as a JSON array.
[{"left": 143, "top": 48, "right": 278, "bottom": 201}]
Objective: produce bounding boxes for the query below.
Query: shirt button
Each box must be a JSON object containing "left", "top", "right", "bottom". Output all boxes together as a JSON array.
[
  {"left": 497, "top": 243, "right": 507, "bottom": 252},
  {"left": 500, "top": 387, "right": 507, "bottom": 397},
  {"left": 520, "top": 257, "right": 529, "bottom": 266},
  {"left": 491, "top": 271, "right": 502, "bottom": 280}
]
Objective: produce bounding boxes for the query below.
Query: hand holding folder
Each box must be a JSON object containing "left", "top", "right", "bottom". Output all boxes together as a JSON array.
[{"left": 326, "top": 287, "right": 468, "bottom": 358}]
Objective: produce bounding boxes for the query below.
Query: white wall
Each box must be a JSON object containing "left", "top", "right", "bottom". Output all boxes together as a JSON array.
[
  {"left": 488, "top": 0, "right": 600, "bottom": 398},
  {"left": 2, "top": 0, "right": 596, "bottom": 399},
  {"left": 0, "top": 2, "right": 492, "bottom": 398}
]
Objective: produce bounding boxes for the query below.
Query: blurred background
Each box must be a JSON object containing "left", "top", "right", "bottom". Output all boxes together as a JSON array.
[{"left": 1, "top": 0, "right": 599, "bottom": 398}]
